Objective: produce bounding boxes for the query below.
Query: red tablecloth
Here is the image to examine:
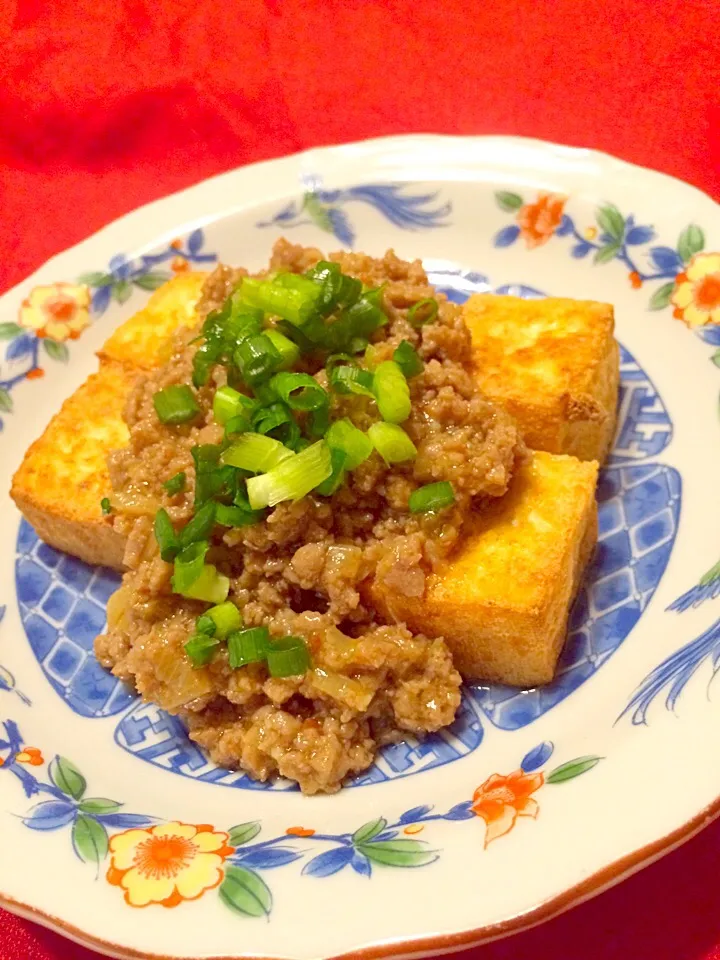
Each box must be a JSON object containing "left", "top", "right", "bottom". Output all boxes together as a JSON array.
[{"left": 1, "top": 1, "right": 719, "bottom": 958}]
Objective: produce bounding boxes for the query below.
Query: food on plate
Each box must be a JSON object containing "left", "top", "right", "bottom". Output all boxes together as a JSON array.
[
  {"left": 464, "top": 294, "right": 619, "bottom": 463},
  {"left": 370, "top": 450, "right": 598, "bottom": 685},
  {"left": 11, "top": 240, "right": 618, "bottom": 793},
  {"left": 11, "top": 361, "right": 134, "bottom": 569}
]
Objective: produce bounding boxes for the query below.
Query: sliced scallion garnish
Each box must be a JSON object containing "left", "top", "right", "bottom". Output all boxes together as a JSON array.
[
  {"left": 367, "top": 422, "right": 417, "bottom": 464},
  {"left": 221, "top": 434, "right": 294, "bottom": 473},
  {"left": 408, "top": 481, "right": 456, "bottom": 514},
  {"left": 270, "top": 372, "right": 328, "bottom": 412},
  {"left": 205, "top": 600, "right": 242, "bottom": 638},
  {"left": 246, "top": 440, "right": 332, "bottom": 510},
  {"left": 153, "top": 385, "right": 200, "bottom": 425},
  {"left": 407, "top": 297, "right": 438, "bottom": 327},
  {"left": 163, "top": 472, "right": 187, "bottom": 496},
  {"left": 267, "top": 636, "right": 311, "bottom": 677},
  {"left": 228, "top": 626, "right": 270, "bottom": 668},
  {"left": 154, "top": 508, "right": 180, "bottom": 562},
  {"left": 393, "top": 340, "right": 424, "bottom": 378},
  {"left": 373, "top": 360, "right": 411, "bottom": 424},
  {"left": 325, "top": 418, "right": 373, "bottom": 470},
  {"left": 184, "top": 634, "right": 220, "bottom": 667}
]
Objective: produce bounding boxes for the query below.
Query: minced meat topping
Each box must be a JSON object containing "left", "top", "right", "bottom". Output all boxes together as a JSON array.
[{"left": 96, "top": 240, "right": 523, "bottom": 794}]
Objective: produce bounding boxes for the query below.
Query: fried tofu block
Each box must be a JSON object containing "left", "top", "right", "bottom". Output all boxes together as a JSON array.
[
  {"left": 463, "top": 294, "right": 619, "bottom": 463},
  {"left": 99, "top": 271, "right": 206, "bottom": 369},
  {"left": 10, "top": 361, "right": 135, "bottom": 570},
  {"left": 11, "top": 272, "right": 207, "bottom": 570},
  {"left": 370, "top": 451, "right": 598, "bottom": 687}
]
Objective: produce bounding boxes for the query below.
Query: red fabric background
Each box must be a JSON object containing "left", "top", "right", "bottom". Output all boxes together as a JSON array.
[{"left": 1, "top": 0, "right": 719, "bottom": 957}]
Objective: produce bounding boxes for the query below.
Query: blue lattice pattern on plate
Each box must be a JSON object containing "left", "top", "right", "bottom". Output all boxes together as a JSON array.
[
  {"left": 114, "top": 693, "right": 484, "bottom": 790},
  {"left": 470, "top": 462, "right": 681, "bottom": 729},
  {"left": 14, "top": 521, "right": 129, "bottom": 718},
  {"left": 609, "top": 346, "right": 673, "bottom": 463}
]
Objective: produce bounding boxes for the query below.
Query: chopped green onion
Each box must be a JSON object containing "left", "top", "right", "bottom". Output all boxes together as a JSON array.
[
  {"left": 407, "top": 297, "right": 438, "bottom": 327},
  {"left": 205, "top": 600, "right": 242, "bottom": 638},
  {"left": 228, "top": 626, "right": 270, "bottom": 668},
  {"left": 373, "top": 361, "right": 411, "bottom": 424},
  {"left": 305, "top": 261, "right": 362, "bottom": 315},
  {"left": 196, "top": 614, "right": 217, "bottom": 636},
  {"left": 276, "top": 319, "right": 318, "bottom": 356},
  {"left": 213, "top": 385, "right": 247, "bottom": 426},
  {"left": 171, "top": 541, "right": 230, "bottom": 603},
  {"left": 344, "top": 288, "right": 387, "bottom": 337},
  {"left": 368, "top": 422, "right": 417, "bottom": 464},
  {"left": 349, "top": 336, "right": 368, "bottom": 354},
  {"left": 315, "top": 447, "right": 347, "bottom": 496},
  {"left": 163, "top": 472, "right": 187, "bottom": 496},
  {"left": 267, "top": 636, "right": 311, "bottom": 677},
  {"left": 176, "top": 562, "right": 230, "bottom": 604},
  {"left": 154, "top": 508, "right": 180, "bottom": 562},
  {"left": 393, "top": 340, "right": 424, "bottom": 378},
  {"left": 192, "top": 443, "right": 222, "bottom": 468},
  {"left": 184, "top": 634, "right": 220, "bottom": 667},
  {"left": 192, "top": 340, "right": 221, "bottom": 388},
  {"left": 325, "top": 418, "right": 373, "bottom": 470},
  {"left": 195, "top": 465, "right": 238, "bottom": 506},
  {"left": 265, "top": 329, "right": 300, "bottom": 369},
  {"left": 252, "top": 401, "right": 294, "bottom": 435},
  {"left": 270, "top": 372, "right": 328, "bottom": 412},
  {"left": 153, "top": 385, "right": 200, "bottom": 426},
  {"left": 246, "top": 440, "right": 332, "bottom": 510},
  {"left": 179, "top": 500, "right": 217, "bottom": 549},
  {"left": 239, "top": 276, "right": 321, "bottom": 327},
  {"left": 221, "top": 434, "right": 294, "bottom": 473},
  {"left": 234, "top": 333, "right": 282, "bottom": 386},
  {"left": 216, "top": 502, "right": 264, "bottom": 527},
  {"left": 100, "top": 497, "right": 112, "bottom": 516},
  {"left": 330, "top": 364, "right": 375, "bottom": 397},
  {"left": 409, "top": 481, "right": 456, "bottom": 514},
  {"left": 308, "top": 403, "right": 330, "bottom": 438}
]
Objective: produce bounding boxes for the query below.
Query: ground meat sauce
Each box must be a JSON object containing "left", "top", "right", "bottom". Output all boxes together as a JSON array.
[{"left": 96, "top": 240, "right": 523, "bottom": 794}]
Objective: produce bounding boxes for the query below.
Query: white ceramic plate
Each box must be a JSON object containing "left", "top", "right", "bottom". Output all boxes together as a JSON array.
[{"left": 1, "top": 135, "right": 719, "bottom": 960}]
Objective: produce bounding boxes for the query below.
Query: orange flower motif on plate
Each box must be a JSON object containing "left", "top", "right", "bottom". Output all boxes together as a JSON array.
[
  {"left": 517, "top": 193, "right": 567, "bottom": 249},
  {"left": 106, "top": 822, "right": 234, "bottom": 908},
  {"left": 19, "top": 282, "right": 91, "bottom": 342},
  {"left": 471, "top": 769, "right": 544, "bottom": 846},
  {"left": 671, "top": 252, "right": 720, "bottom": 328}
]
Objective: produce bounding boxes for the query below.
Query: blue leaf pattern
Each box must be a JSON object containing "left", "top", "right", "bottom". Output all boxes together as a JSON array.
[
  {"left": 23, "top": 800, "right": 76, "bottom": 831},
  {"left": 398, "top": 805, "right": 432, "bottom": 824},
  {"left": 327, "top": 208, "right": 355, "bottom": 247},
  {"left": 649, "top": 246, "right": 683, "bottom": 273},
  {"left": 108, "top": 254, "right": 131, "bottom": 280},
  {"left": 186, "top": 228, "right": 204, "bottom": 256},
  {"left": 6, "top": 335, "right": 35, "bottom": 360},
  {"left": 493, "top": 225, "right": 520, "bottom": 248},
  {"left": 698, "top": 326, "right": 720, "bottom": 346},
  {"left": 302, "top": 846, "right": 354, "bottom": 877},
  {"left": 625, "top": 225, "right": 655, "bottom": 245},
  {"left": 444, "top": 801, "right": 475, "bottom": 821},
  {"left": 571, "top": 242, "right": 592, "bottom": 259},
  {"left": 237, "top": 847, "right": 302, "bottom": 869},
  {"left": 555, "top": 215, "right": 573, "bottom": 236},
  {"left": 91, "top": 284, "right": 112, "bottom": 316},
  {"left": 521, "top": 741, "right": 554, "bottom": 772},
  {"left": 95, "top": 813, "right": 154, "bottom": 828},
  {"left": 351, "top": 851, "right": 372, "bottom": 877}
]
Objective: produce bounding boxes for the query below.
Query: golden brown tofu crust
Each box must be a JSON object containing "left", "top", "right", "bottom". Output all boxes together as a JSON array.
[
  {"left": 370, "top": 451, "right": 599, "bottom": 687},
  {"left": 464, "top": 294, "right": 619, "bottom": 463},
  {"left": 10, "top": 361, "right": 135, "bottom": 570}
]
